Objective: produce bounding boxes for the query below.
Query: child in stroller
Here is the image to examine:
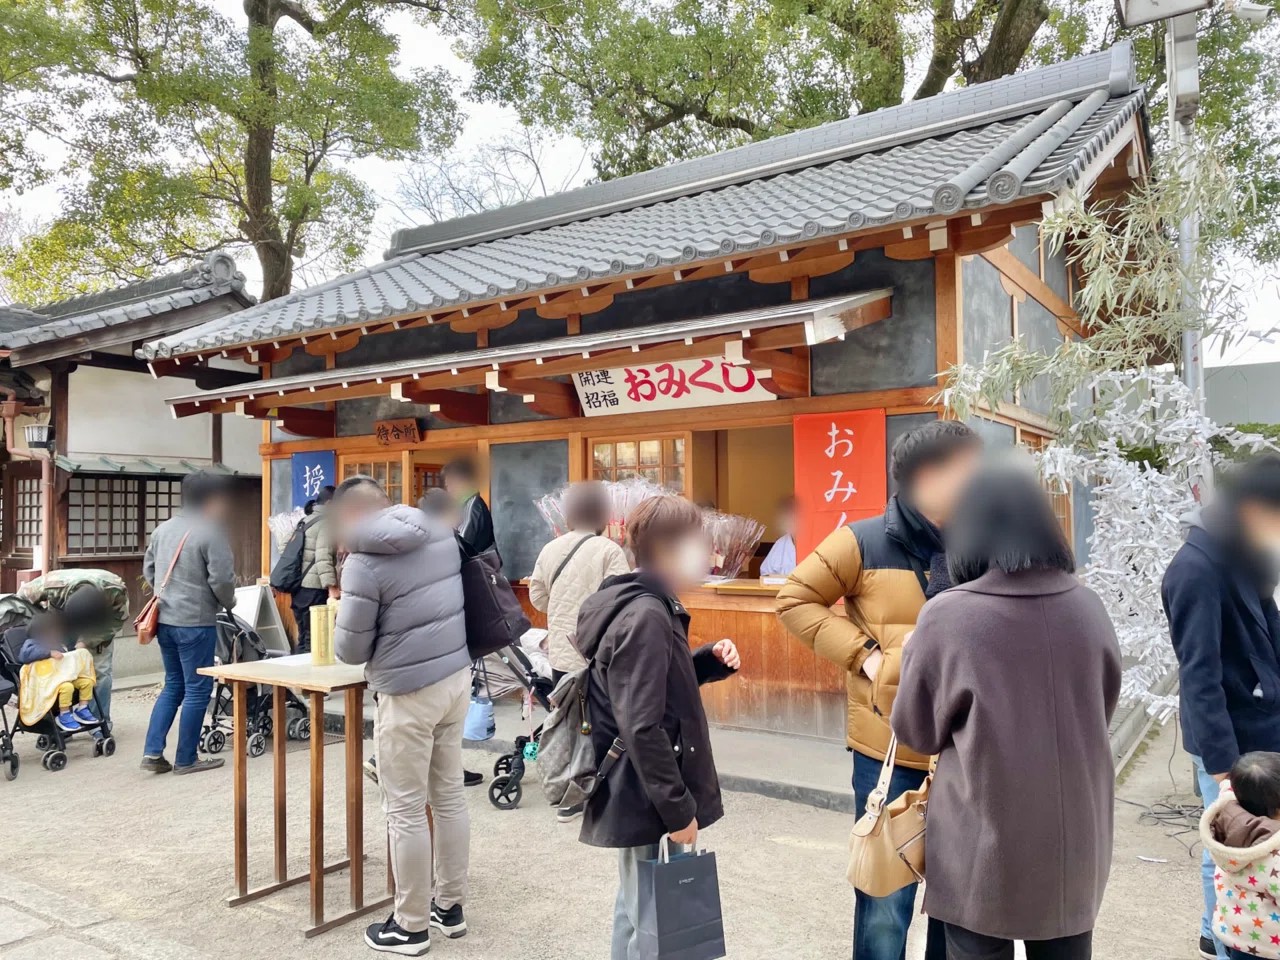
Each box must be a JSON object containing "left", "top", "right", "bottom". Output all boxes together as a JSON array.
[
  {"left": 0, "top": 608, "right": 116, "bottom": 772},
  {"left": 200, "top": 609, "right": 310, "bottom": 757}
]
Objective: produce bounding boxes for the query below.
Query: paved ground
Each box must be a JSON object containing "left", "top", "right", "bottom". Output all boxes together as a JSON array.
[{"left": 2, "top": 690, "right": 1207, "bottom": 959}]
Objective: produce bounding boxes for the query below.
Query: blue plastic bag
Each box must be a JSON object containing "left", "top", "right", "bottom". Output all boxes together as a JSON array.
[{"left": 464, "top": 695, "right": 496, "bottom": 742}]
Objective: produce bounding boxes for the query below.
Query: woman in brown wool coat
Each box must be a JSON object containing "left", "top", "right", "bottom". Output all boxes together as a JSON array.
[{"left": 891, "top": 463, "right": 1122, "bottom": 960}]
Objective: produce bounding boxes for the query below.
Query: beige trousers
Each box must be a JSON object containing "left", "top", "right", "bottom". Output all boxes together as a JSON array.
[{"left": 375, "top": 667, "right": 472, "bottom": 932}]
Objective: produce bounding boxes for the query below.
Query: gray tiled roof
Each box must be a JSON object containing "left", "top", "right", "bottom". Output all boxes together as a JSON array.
[
  {"left": 140, "top": 43, "right": 1144, "bottom": 362},
  {"left": 2, "top": 252, "right": 254, "bottom": 351},
  {"left": 52, "top": 454, "right": 251, "bottom": 476}
]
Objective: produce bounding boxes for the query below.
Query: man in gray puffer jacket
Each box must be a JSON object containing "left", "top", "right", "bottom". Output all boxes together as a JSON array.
[{"left": 331, "top": 476, "right": 471, "bottom": 956}]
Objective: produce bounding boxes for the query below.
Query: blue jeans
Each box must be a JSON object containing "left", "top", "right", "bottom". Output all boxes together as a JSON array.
[
  {"left": 143, "top": 625, "right": 217, "bottom": 767},
  {"left": 853, "top": 750, "right": 928, "bottom": 960},
  {"left": 1192, "top": 755, "right": 1230, "bottom": 960}
]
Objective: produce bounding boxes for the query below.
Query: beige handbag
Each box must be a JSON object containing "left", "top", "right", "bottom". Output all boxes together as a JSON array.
[{"left": 847, "top": 734, "right": 932, "bottom": 897}]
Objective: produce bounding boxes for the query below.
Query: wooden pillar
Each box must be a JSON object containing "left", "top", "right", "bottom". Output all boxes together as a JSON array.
[{"left": 934, "top": 252, "right": 962, "bottom": 376}]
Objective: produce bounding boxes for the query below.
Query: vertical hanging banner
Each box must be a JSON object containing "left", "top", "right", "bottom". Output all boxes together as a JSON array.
[
  {"left": 793, "top": 409, "right": 888, "bottom": 559},
  {"left": 291, "top": 450, "right": 336, "bottom": 509}
]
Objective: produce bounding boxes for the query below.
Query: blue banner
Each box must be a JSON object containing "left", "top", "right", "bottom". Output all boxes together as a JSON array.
[{"left": 291, "top": 451, "right": 336, "bottom": 509}]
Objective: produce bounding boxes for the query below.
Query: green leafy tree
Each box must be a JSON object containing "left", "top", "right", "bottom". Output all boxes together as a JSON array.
[
  {"left": 0, "top": 0, "right": 460, "bottom": 302},
  {"left": 454, "top": 0, "right": 1280, "bottom": 258}
]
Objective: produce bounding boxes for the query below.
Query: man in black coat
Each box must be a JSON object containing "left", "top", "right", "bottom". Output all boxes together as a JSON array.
[
  {"left": 1163, "top": 454, "right": 1280, "bottom": 960},
  {"left": 442, "top": 457, "right": 495, "bottom": 556}
]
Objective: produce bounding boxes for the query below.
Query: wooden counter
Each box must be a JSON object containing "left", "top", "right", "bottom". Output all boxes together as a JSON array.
[{"left": 513, "top": 579, "right": 846, "bottom": 743}]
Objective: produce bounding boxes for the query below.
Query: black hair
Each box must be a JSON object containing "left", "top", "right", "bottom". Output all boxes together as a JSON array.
[
  {"left": 441, "top": 457, "right": 477, "bottom": 483},
  {"left": 316, "top": 485, "right": 336, "bottom": 506},
  {"left": 28, "top": 609, "right": 67, "bottom": 640},
  {"left": 303, "top": 499, "right": 316, "bottom": 516},
  {"left": 333, "top": 474, "right": 389, "bottom": 504},
  {"left": 182, "top": 470, "right": 229, "bottom": 508},
  {"left": 418, "top": 487, "right": 454, "bottom": 517},
  {"left": 1231, "top": 752, "right": 1280, "bottom": 818},
  {"left": 946, "top": 463, "right": 1075, "bottom": 585},
  {"left": 1224, "top": 454, "right": 1280, "bottom": 510},
  {"left": 890, "top": 420, "right": 982, "bottom": 491},
  {"left": 62, "top": 584, "right": 109, "bottom": 632}
]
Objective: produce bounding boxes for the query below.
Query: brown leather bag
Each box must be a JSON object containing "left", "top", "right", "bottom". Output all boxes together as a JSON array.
[
  {"left": 134, "top": 531, "right": 191, "bottom": 645},
  {"left": 846, "top": 734, "right": 932, "bottom": 897}
]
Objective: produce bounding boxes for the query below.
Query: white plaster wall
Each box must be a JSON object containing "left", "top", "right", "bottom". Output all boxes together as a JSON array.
[
  {"left": 67, "top": 367, "right": 260, "bottom": 475},
  {"left": 1206, "top": 362, "right": 1280, "bottom": 426},
  {"left": 221, "top": 412, "right": 263, "bottom": 474}
]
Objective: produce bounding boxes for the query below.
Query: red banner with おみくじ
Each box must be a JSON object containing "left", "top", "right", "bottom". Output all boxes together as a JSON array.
[{"left": 793, "top": 409, "right": 888, "bottom": 560}]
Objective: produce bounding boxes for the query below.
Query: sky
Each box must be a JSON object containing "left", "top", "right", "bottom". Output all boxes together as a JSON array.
[{"left": 3, "top": 1, "right": 1277, "bottom": 368}]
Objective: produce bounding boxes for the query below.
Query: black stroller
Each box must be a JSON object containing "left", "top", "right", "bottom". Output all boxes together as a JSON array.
[
  {"left": 200, "top": 610, "right": 310, "bottom": 757},
  {"left": 1, "top": 673, "right": 19, "bottom": 780},
  {"left": 485, "top": 644, "right": 556, "bottom": 811},
  {"left": 0, "top": 625, "right": 116, "bottom": 772}
]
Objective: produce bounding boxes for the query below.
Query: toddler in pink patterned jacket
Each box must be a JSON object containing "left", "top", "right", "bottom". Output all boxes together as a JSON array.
[{"left": 1202, "top": 752, "right": 1280, "bottom": 960}]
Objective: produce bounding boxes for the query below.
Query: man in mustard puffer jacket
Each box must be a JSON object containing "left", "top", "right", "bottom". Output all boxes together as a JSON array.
[{"left": 776, "top": 419, "right": 980, "bottom": 960}]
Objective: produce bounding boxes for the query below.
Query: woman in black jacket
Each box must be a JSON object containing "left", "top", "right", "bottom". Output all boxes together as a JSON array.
[{"left": 573, "top": 495, "right": 740, "bottom": 960}]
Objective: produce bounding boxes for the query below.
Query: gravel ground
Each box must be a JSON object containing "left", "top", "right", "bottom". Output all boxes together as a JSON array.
[{"left": 0, "top": 690, "right": 1207, "bottom": 959}]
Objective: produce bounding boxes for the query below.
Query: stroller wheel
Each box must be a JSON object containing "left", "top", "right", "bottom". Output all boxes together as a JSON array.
[
  {"left": 100, "top": 736, "right": 117, "bottom": 757},
  {"left": 206, "top": 729, "right": 227, "bottom": 754},
  {"left": 43, "top": 749, "right": 67, "bottom": 772},
  {"left": 198, "top": 732, "right": 208, "bottom": 753},
  {"left": 296, "top": 717, "right": 311, "bottom": 741},
  {"left": 488, "top": 775, "right": 522, "bottom": 810},
  {"left": 259, "top": 714, "right": 273, "bottom": 737},
  {"left": 247, "top": 733, "right": 267, "bottom": 758},
  {"left": 493, "top": 755, "right": 514, "bottom": 777},
  {"left": 4, "top": 752, "right": 18, "bottom": 781},
  {"left": 35, "top": 734, "right": 50, "bottom": 750},
  {"left": 286, "top": 718, "right": 300, "bottom": 740}
]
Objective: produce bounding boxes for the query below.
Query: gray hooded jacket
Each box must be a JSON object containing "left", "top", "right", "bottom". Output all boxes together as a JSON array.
[{"left": 334, "top": 504, "right": 469, "bottom": 695}]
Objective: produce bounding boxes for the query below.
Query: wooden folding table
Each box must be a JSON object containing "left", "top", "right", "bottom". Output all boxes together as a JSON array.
[{"left": 199, "top": 654, "right": 392, "bottom": 937}]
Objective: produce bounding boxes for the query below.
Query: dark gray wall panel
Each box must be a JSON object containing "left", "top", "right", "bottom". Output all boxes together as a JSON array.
[
  {"left": 811, "top": 251, "right": 937, "bottom": 394},
  {"left": 337, "top": 397, "right": 438, "bottom": 437},
  {"left": 1044, "top": 243, "right": 1070, "bottom": 303},
  {"left": 489, "top": 389, "right": 556, "bottom": 424},
  {"left": 1019, "top": 297, "right": 1061, "bottom": 414},
  {"left": 961, "top": 255, "right": 1013, "bottom": 366},
  {"left": 335, "top": 322, "right": 473, "bottom": 368},
  {"left": 490, "top": 311, "right": 565, "bottom": 347},
  {"left": 1010, "top": 223, "right": 1040, "bottom": 275},
  {"left": 490, "top": 439, "right": 569, "bottom": 579},
  {"left": 581, "top": 270, "right": 793, "bottom": 335},
  {"left": 966, "top": 415, "right": 1016, "bottom": 450}
]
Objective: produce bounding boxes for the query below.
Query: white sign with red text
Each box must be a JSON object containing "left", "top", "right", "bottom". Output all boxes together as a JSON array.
[{"left": 571, "top": 355, "right": 775, "bottom": 416}]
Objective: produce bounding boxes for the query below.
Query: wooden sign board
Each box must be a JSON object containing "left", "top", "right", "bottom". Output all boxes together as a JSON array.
[
  {"left": 572, "top": 356, "right": 774, "bottom": 416},
  {"left": 373, "top": 418, "right": 421, "bottom": 446},
  {"left": 793, "top": 409, "right": 888, "bottom": 559}
]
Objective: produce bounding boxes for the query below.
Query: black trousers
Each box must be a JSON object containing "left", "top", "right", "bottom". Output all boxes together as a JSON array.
[
  {"left": 943, "top": 924, "right": 1092, "bottom": 960},
  {"left": 291, "top": 587, "right": 328, "bottom": 653}
]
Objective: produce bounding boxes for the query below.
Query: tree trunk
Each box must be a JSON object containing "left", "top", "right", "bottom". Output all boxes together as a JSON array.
[
  {"left": 964, "top": 0, "right": 1048, "bottom": 86},
  {"left": 242, "top": 0, "right": 293, "bottom": 301}
]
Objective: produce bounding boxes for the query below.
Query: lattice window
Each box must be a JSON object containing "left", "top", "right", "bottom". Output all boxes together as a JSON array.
[
  {"left": 66, "top": 476, "right": 141, "bottom": 555},
  {"left": 341, "top": 459, "right": 404, "bottom": 504},
  {"left": 592, "top": 436, "right": 685, "bottom": 494},
  {"left": 13, "top": 477, "right": 41, "bottom": 550},
  {"left": 414, "top": 465, "right": 444, "bottom": 501},
  {"left": 143, "top": 478, "right": 183, "bottom": 537}
]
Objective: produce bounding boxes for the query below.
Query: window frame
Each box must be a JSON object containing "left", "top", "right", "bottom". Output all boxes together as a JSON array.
[{"left": 589, "top": 430, "right": 690, "bottom": 497}]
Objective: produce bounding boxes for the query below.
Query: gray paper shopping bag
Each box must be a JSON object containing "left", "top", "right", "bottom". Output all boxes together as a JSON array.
[{"left": 635, "top": 842, "right": 726, "bottom": 960}]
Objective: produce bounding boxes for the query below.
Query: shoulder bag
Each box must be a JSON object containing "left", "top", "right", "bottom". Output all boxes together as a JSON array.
[
  {"left": 847, "top": 733, "right": 932, "bottom": 897},
  {"left": 134, "top": 531, "right": 191, "bottom": 645},
  {"left": 549, "top": 533, "right": 598, "bottom": 591}
]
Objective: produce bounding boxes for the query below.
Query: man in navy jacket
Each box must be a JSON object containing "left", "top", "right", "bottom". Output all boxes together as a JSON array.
[{"left": 1163, "top": 454, "right": 1280, "bottom": 960}]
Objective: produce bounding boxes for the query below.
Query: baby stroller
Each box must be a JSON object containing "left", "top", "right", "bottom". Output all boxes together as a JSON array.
[
  {"left": 0, "top": 624, "right": 116, "bottom": 773},
  {"left": 201, "top": 610, "right": 310, "bottom": 758},
  {"left": 486, "top": 643, "right": 556, "bottom": 811},
  {"left": 1, "top": 673, "right": 18, "bottom": 781}
]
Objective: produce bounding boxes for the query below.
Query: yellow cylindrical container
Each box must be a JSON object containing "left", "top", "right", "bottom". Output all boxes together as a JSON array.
[{"left": 310, "top": 603, "right": 335, "bottom": 666}]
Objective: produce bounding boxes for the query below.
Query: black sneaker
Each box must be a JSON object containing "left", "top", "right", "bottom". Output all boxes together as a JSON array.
[
  {"left": 173, "top": 757, "right": 225, "bottom": 776},
  {"left": 140, "top": 755, "right": 173, "bottom": 774},
  {"left": 557, "top": 802, "right": 585, "bottom": 823},
  {"left": 463, "top": 769, "right": 483, "bottom": 787},
  {"left": 429, "top": 901, "right": 466, "bottom": 939},
  {"left": 365, "top": 914, "right": 429, "bottom": 955},
  {"left": 1199, "top": 935, "right": 1220, "bottom": 960}
]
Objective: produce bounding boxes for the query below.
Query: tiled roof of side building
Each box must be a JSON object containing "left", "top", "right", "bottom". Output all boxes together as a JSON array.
[
  {"left": 139, "top": 43, "right": 1144, "bottom": 362},
  {"left": 1, "top": 252, "right": 254, "bottom": 351}
]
